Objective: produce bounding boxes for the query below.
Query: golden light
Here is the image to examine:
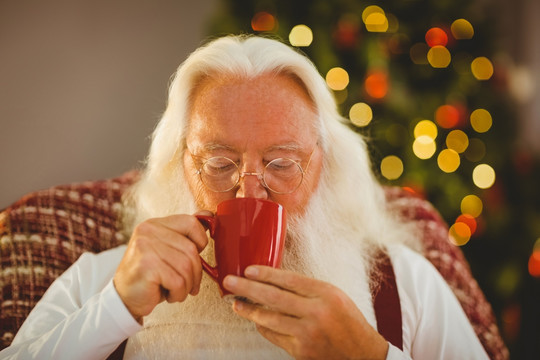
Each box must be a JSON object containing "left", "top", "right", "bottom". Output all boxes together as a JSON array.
[
  {"left": 427, "top": 46, "right": 451, "bottom": 68},
  {"left": 446, "top": 130, "right": 469, "bottom": 153},
  {"left": 471, "top": 57, "right": 494, "bottom": 80},
  {"left": 461, "top": 194, "right": 483, "bottom": 217},
  {"left": 470, "top": 108, "right": 493, "bottom": 133},
  {"left": 362, "top": 5, "right": 384, "bottom": 22},
  {"left": 362, "top": 5, "right": 388, "bottom": 32},
  {"left": 437, "top": 149, "right": 461, "bottom": 173},
  {"left": 435, "top": 104, "right": 460, "bottom": 128},
  {"left": 251, "top": 12, "right": 276, "bottom": 32},
  {"left": 414, "top": 120, "right": 438, "bottom": 140},
  {"left": 473, "top": 164, "right": 496, "bottom": 189},
  {"left": 380, "top": 155, "right": 404, "bottom": 180},
  {"left": 326, "top": 67, "right": 350, "bottom": 91},
  {"left": 365, "top": 71, "right": 388, "bottom": 99},
  {"left": 289, "top": 25, "right": 313, "bottom": 47},
  {"left": 464, "top": 138, "right": 486, "bottom": 162},
  {"left": 410, "top": 43, "right": 429, "bottom": 65},
  {"left": 425, "top": 27, "right": 448, "bottom": 47},
  {"left": 449, "top": 222, "right": 471, "bottom": 246},
  {"left": 451, "top": 19, "right": 474, "bottom": 39},
  {"left": 413, "top": 135, "right": 437, "bottom": 159},
  {"left": 349, "top": 102, "right": 373, "bottom": 127},
  {"left": 365, "top": 13, "right": 389, "bottom": 32}
]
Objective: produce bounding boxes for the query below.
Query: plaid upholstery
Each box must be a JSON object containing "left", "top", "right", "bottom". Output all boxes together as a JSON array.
[{"left": 0, "top": 172, "right": 508, "bottom": 358}]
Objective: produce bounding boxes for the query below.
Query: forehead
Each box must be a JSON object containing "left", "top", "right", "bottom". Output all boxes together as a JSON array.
[{"left": 186, "top": 74, "right": 318, "bottom": 152}]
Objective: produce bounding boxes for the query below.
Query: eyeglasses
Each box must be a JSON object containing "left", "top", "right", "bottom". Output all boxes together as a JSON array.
[{"left": 191, "top": 148, "right": 316, "bottom": 194}]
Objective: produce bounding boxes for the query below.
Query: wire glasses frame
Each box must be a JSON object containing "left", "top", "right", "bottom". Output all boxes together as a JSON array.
[{"left": 190, "top": 147, "right": 317, "bottom": 194}]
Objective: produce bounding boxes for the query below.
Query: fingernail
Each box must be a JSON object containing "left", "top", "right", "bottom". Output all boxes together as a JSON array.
[
  {"left": 223, "top": 275, "right": 237, "bottom": 288},
  {"left": 244, "top": 266, "right": 259, "bottom": 277},
  {"left": 234, "top": 300, "right": 243, "bottom": 311}
]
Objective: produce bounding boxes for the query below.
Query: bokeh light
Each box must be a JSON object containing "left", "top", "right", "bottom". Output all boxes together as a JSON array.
[
  {"left": 449, "top": 222, "right": 471, "bottom": 246},
  {"left": 470, "top": 108, "right": 493, "bottom": 133},
  {"left": 451, "top": 19, "right": 474, "bottom": 39},
  {"left": 427, "top": 46, "right": 451, "bottom": 68},
  {"left": 435, "top": 104, "right": 460, "bottom": 128},
  {"left": 530, "top": 238, "right": 540, "bottom": 277},
  {"left": 425, "top": 27, "right": 448, "bottom": 47},
  {"left": 362, "top": 5, "right": 388, "bottom": 32},
  {"left": 461, "top": 194, "right": 483, "bottom": 217},
  {"left": 365, "top": 70, "right": 388, "bottom": 99},
  {"left": 326, "top": 67, "right": 349, "bottom": 90},
  {"left": 437, "top": 149, "right": 461, "bottom": 173},
  {"left": 529, "top": 251, "right": 540, "bottom": 278},
  {"left": 464, "top": 138, "right": 486, "bottom": 162},
  {"left": 414, "top": 120, "right": 438, "bottom": 140},
  {"left": 410, "top": 43, "right": 429, "bottom": 65},
  {"left": 446, "top": 130, "right": 469, "bottom": 153},
  {"left": 380, "top": 155, "right": 404, "bottom": 180},
  {"left": 251, "top": 12, "right": 276, "bottom": 32},
  {"left": 413, "top": 135, "right": 437, "bottom": 159},
  {"left": 349, "top": 102, "right": 373, "bottom": 127},
  {"left": 289, "top": 25, "right": 313, "bottom": 47},
  {"left": 473, "top": 164, "right": 496, "bottom": 189},
  {"left": 456, "top": 214, "right": 478, "bottom": 234},
  {"left": 361, "top": 5, "right": 384, "bottom": 22},
  {"left": 471, "top": 56, "right": 494, "bottom": 80}
]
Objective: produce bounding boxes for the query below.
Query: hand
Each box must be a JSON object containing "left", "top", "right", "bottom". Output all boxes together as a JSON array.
[
  {"left": 113, "top": 213, "right": 210, "bottom": 322},
  {"left": 223, "top": 266, "right": 389, "bottom": 360}
]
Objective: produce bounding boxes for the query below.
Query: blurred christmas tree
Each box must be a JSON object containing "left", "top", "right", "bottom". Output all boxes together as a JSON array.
[{"left": 208, "top": 0, "right": 540, "bottom": 357}]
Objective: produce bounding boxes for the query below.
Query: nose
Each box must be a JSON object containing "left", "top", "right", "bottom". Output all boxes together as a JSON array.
[{"left": 235, "top": 172, "right": 269, "bottom": 199}]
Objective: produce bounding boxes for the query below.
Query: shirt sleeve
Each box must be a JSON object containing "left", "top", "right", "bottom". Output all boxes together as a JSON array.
[
  {"left": 0, "top": 245, "right": 142, "bottom": 360},
  {"left": 389, "top": 245, "right": 490, "bottom": 360}
]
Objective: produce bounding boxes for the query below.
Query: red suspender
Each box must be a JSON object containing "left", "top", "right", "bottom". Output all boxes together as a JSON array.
[{"left": 372, "top": 250, "right": 403, "bottom": 350}]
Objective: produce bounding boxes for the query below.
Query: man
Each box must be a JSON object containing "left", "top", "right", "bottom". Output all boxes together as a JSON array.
[{"left": 1, "top": 35, "right": 489, "bottom": 359}]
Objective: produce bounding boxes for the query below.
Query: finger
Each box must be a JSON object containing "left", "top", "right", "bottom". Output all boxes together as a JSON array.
[
  {"left": 255, "top": 325, "right": 296, "bottom": 357},
  {"left": 137, "top": 218, "right": 205, "bottom": 294},
  {"left": 159, "top": 262, "right": 190, "bottom": 303},
  {"left": 244, "top": 266, "right": 329, "bottom": 297},
  {"left": 152, "top": 214, "right": 210, "bottom": 252},
  {"left": 149, "top": 235, "right": 201, "bottom": 296},
  {"left": 223, "top": 275, "right": 307, "bottom": 317},
  {"left": 233, "top": 300, "right": 299, "bottom": 336}
]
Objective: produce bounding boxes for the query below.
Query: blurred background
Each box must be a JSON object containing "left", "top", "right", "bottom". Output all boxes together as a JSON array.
[{"left": 1, "top": 0, "right": 539, "bottom": 357}]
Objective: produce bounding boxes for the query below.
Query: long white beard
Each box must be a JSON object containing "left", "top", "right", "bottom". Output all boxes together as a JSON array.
[{"left": 123, "top": 186, "right": 376, "bottom": 359}]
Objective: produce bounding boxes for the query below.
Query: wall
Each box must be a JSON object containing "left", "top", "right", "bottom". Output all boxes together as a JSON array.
[{"left": 0, "top": 0, "right": 217, "bottom": 208}]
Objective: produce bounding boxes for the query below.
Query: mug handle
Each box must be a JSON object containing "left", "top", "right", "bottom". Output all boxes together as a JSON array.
[{"left": 195, "top": 214, "right": 219, "bottom": 282}]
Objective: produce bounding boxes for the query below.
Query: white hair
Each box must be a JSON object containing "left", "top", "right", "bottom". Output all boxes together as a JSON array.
[
  {"left": 122, "top": 34, "right": 421, "bottom": 277},
  {"left": 121, "top": 34, "right": 423, "bottom": 358}
]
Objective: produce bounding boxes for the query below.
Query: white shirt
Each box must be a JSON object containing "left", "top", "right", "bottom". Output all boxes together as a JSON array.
[{"left": 0, "top": 245, "right": 488, "bottom": 360}]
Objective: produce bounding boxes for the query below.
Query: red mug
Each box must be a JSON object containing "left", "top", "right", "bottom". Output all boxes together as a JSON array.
[{"left": 196, "top": 198, "right": 286, "bottom": 296}]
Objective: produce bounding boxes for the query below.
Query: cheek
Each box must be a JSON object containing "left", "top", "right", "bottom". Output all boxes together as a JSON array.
[{"left": 270, "top": 178, "right": 319, "bottom": 216}]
